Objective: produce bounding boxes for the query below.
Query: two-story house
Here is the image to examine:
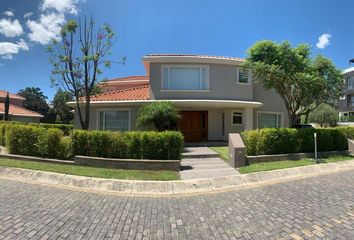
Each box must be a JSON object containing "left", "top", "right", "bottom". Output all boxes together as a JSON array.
[
  {"left": 0, "top": 90, "right": 42, "bottom": 122},
  {"left": 69, "top": 54, "right": 289, "bottom": 142},
  {"left": 338, "top": 67, "right": 354, "bottom": 121}
]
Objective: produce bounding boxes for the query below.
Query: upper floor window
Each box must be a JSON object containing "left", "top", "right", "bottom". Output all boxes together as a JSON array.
[
  {"left": 237, "top": 68, "right": 251, "bottom": 84},
  {"left": 347, "top": 77, "right": 354, "bottom": 90},
  {"left": 161, "top": 65, "right": 209, "bottom": 91}
]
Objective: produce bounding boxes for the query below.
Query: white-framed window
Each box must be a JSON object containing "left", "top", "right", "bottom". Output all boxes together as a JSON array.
[
  {"left": 161, "top": 65, "right": 209, "bottom": 91},
  {"left": 348, "top": 77, "right": 354, "bottom": 90},
  {"left": 257, "top": 111, "right": 283, "bottom": 129},
  {"left": 231, "top": 111, "right": 243, "bottom": 125},
  {"left": 98, "top": 109, "right": 130, "bottom": 131},
  {"left": 237, "top": 68, "right": 252, "bottom": 84},
  {"left": 351, "top": 96, "right": 354, "bottom": 107}
]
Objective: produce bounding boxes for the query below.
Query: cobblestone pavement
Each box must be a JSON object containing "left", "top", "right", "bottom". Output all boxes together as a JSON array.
[{"left": 1, "top": 170, "right": 354, "bottom": 240}]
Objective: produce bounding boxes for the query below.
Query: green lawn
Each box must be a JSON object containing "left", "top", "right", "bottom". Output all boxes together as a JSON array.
[
  {"left": 0, "top": 159, "right": 179, "bottom": 181},
  {"left": 239, "top": 155, "right": 354, "bottom": 174},
  {"left": 210, "top": 146, "right": 229, "bottom": 161},
  {"left": 209, "top": 146, "right": 354, "bottom": 174}
]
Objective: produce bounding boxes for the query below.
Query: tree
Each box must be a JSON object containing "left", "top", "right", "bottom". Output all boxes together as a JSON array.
[
  {"left": 308, "top": 104, "right": 338, "bottom": 127},
  {"left": 245, "top": 41, "right": 343, "bottom": 127},
  {"left": 136, "top": 101, "right": 180, "bottom": 131},
  {"left": 48, "top": 17, "right": 117, "bottom": 129},
  {"left": 17, "top": 87, "right": 50, "bottom": 116},
  {"left": 4, "top": 92, "right": 9, "bottom": 121},
  {"left": 52, "top": 89, "right": 74, "bottom": 124}
]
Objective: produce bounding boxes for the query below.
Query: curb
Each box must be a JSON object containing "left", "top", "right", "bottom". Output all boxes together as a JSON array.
[{"left": 1, "top": 160, "right": 354, "bottom": 197}]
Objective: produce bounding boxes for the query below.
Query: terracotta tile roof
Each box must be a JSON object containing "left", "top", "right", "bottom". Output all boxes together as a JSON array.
[
  {"left": 90, "top": 85, "right": 150, "bottom": 102},
  {"left": 145, "top": 54, "right": 245, "bottom": 62},
  {"left": 0, "top": 90, "right": 25, "bottom": 100},
  {"left": 0, "top": 103, "right": 43, "bottom": 117},
  {"left": 103, "top": 75, "right": 149, "bottom": 83}
]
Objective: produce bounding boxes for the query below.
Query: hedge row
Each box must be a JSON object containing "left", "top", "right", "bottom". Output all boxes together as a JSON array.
[
  {"left": 241, "top": 127, "right": 354, "bottom": 156},
  {"left": 0, "top": 121, "right": 73, "bottom": 135},
  {"left": 71, "top": 130, "right": 184, "bottom": 160},
  {"left": 1, "top": 124, "right": 184, "bottom": 160},
  {"left": 5, "top": 125, "right": 72, "bottom": 159}
]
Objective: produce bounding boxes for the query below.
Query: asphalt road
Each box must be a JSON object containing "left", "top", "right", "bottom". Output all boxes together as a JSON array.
[{"left": 1, "top": 170, "right": 354, "bottom": 239}]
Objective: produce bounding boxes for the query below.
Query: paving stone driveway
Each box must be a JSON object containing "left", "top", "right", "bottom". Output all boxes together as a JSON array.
[{"left": 1, "top": 170, "right": 354, "bottom": 239}]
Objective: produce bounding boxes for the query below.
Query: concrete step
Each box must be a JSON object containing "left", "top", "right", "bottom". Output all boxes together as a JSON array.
[
  {"left": 181, "top": 158, "right": 228, "bottom": 165},
  {"left": 181, "top": 164, "right": 232, "bottom": 171},
  {"left": 182, "top": 153, "right": 220, "bottom": 159},
  {"left": 182, "top": 147, "right": 220, "bottom": 159}
]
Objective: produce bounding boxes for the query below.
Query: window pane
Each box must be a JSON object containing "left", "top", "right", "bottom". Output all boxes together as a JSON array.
[
  {"left": 170, "top": 67, "right": 201, "bottom": 90},
  {"left": 201, "top": 68, "right": 208, "bottom": 89},
  {"left": 99, "top": 111, "right": 104, "bottom": 130},
  {"left": 238, "top": 69, "right": 249, "bottom": 83},
  {"left": 162, "top": 68, "right": 169, "bottom": 89},
  {"left": 103, "top": 110, "right": 129, "bottom": 131},
  {"left": 258, "top": 113, "right": 278, "bottom": 128},
  {"left": 232, "top": 112, "right": 242, "bottom": 124}
]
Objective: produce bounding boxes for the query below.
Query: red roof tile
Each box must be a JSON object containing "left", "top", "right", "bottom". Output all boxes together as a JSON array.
[
  {"left": 0, "top": 103, "right": 43, "bottom": 117},
  {"left": 90, "top": 85, "right": 150, "bottom": 102},
  {"left": 103, "top": 75, "right": 149, "bottom": 83},
  {"left": 0, "top": 90, "right": 25, "bottom": 100}
]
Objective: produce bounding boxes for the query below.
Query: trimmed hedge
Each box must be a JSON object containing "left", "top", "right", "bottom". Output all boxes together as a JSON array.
[
  {"left": 28, "top": 123, "right": 73, "bottom": 135},
  {"left": 5, "top": 125, "right": 71, "bottom": 159},
  {"left": 71, "top": 130, "right": 184, "bottom": 160},
  {"left": 241, "top": 127, "right": 354, "bottom": 156}
]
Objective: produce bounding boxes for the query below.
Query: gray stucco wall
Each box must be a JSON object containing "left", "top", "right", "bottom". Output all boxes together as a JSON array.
[
  {"left": 252, "top": 83, "right": 289, "bottom": 128},
  {"left": 149, "top": 63, "right": 253, "bottom": 101},
  {"left": 74, "top": 105, "right": 141, "bottom": 130}
]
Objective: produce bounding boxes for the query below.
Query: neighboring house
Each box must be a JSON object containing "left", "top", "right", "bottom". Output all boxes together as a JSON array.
[
  {"left": 0, "top": 90, "right": 42, "bottom": 122},
  {"left": 69, "top": 54, "right": 289, "bottom": 142},
  {"left": 338, "top": 67, "right": 354, "bottom": 121}
]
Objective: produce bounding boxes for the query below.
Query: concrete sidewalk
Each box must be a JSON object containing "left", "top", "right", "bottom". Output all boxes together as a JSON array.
[{"left": 2, "top": 160, "right": 354, "bottom": 196}]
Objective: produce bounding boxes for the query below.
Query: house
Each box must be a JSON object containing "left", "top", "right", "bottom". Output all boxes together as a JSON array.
[
  {"left": 338, "top": 67, "right": 354, "bottom": 121},
  {"left": 0, "top": 90, "right": 42, "bottom": 122},
  {"left": 69, "top": 54, "right": 289, "bottom": 142}
]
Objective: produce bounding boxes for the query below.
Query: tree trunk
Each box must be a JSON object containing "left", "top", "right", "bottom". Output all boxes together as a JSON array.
[
  {"left": 84, "top": 94, "right": 90, "bottom": 130},
  {"left": 289, "top": 113, "right": 299, "bottom": 128}
]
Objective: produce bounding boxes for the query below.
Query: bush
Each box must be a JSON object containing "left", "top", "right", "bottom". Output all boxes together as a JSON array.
[
  {"left": 308, "top": 104, "right": 338, "bottom": 127},
  {"left": 28, "top": 123, "right": 73, "bottom": 135},
  {"left": 241, "top": 127, "right": 352, "bottom": 156},
  {"left": 5, "top": 125, "right": 68, "bottom": 159},
  {"left": 71, "top": 130, "right": 184, "bottom": 160}
]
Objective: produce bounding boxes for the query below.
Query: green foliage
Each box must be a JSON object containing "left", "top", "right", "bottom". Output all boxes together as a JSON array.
[
  {"left": 308, "top": 104, "right": 338, "bottom": 127},
  {"left": 5, "top": 125, "right": 70, "bottom": 159},
  {"left": 71, "top": 130, "right": 184, "bottom": 160},
  {"left": 136, "top": 101, "right": 180, "bottom": 131},
  {"left": 52, "top": 89, "right": 74, "bottom": 124},
  {"left": 245, "top": 41, "right": 343, "bottom": 126},
  {"left": 28, "top": 123, "right": 73, "bottom": 136},
  {"left": 17, "top": 87, "right": 50, "bottom": 117},
  {"left": 241, "top": 127, "right": 351, "bottom": 156}
]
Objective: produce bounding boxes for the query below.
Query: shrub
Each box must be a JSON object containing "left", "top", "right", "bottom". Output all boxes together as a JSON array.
[
  {"left": 71, "top": 130, "right": 184, "bottom": 160},
  {"left": 242, "top": 127, "right": 351, "bottom": 156},
  {"left": 28, "top": 123, "right": 73, "bottom": 135},
  {"left": 5, "top": 125, "right": 68, "bottom": 159},
  {"left": 57, "top": 137, "right": 73, "bottom": 160},
  {"left": 308, "top": 104, "right": 338, "bottom": 127}
]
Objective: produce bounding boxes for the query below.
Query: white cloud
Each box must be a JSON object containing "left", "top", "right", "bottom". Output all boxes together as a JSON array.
[
  {"left": 0, "top": 39, "right": 29, "bottom": 59},
  {"left": 0, "top": 18, "right": 23, "bottom": 37},
  {"left": 26, "top": 13, "right": 65, "bottom": 45},
  {"left": 41, "top": 0, "right": 79, "bottom": 15},
  {"left": 3, "top": 11, "right": 14, "bottom": 17},
  {"left": 24, "top": 12, "right": 34, "bottom": 19},
  {"left": 316, "top": 33, "right": 331, "bottom": 49}
]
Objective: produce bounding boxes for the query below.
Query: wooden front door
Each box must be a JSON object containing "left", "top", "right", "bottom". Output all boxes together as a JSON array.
[{"left": 179, "top": 111, "right": 208, "bottom": 142}]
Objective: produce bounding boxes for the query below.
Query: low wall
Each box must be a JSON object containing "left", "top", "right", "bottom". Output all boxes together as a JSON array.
[
  {"left": 74, "top": 156, "right": 181, "bottom": 171},
  {"left": 246, "top": 150, "right": 350, "bottom": 164}
]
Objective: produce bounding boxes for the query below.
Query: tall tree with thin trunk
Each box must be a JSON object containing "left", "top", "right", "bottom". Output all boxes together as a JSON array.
[
  {"left": 48, "top": 17, "right": 117, "bottom": 129},
  {"left": 245, "top": 41, "right": 343, "bottom": 127},
  {"left": 4, "top": 92, "right": 9, "bottom": 121}
]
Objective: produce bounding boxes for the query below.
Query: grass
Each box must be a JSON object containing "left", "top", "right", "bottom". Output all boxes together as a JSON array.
[
  {"left": 239, "top": 155, "right": 354, "bottom": 174},
  {"left": 209, "top": 146, "right": 354, "bottom": 174},
  {"left": 0, "top": 158, "right": 179, "bottom": 181},
  {"left": 209, "top": 146, "right": 229, "bottom": 161}
]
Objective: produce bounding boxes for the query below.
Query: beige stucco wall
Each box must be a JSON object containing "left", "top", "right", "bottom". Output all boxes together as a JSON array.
[{"left": 149, "top": 63, "right": 253, "bottom": 101}]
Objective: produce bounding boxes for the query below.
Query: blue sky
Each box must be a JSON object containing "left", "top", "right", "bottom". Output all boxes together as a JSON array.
[{"left": 0, "top": 0, "right": 353, "bottom": 99}]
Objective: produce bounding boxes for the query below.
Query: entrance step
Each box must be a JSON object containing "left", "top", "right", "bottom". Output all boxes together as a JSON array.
[{"left": 182, "top": 147, "right": 220, "bottom": 159}]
